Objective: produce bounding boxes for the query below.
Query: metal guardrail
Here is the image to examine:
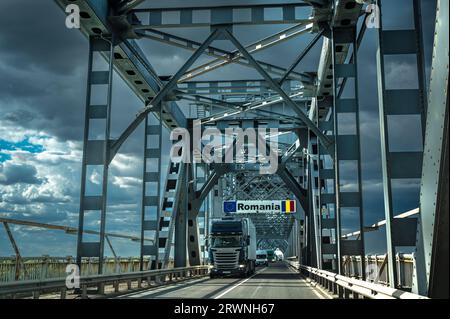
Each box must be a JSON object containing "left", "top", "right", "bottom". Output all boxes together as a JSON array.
[
  {"left": 0, "top": 265, "right": 210, "bottom": 299},
  {"left": 341, "top": 254, "right": 414, "bottom": 288},
  {"left": 285, "top": 260, "right": 428, "bottom": 299},
  {"left": 0, "top": 256, "right": 154, "bottom": 282}
]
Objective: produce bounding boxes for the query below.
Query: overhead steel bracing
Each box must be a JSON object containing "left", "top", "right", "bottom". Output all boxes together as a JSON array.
[{"left": 54, "top": 0, "right": 448, "bottom": 298}]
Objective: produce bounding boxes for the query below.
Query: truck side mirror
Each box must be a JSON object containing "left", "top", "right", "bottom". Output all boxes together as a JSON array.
[{"left": 246, "top": 236, "right": 250, "bottom": 245}]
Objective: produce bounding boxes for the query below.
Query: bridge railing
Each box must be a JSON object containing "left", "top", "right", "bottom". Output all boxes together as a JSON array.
[
  {"left": 341, "top": 254, "right": 415, "bottom": 289},
  {"left": 0, "top": 256, "right": 158, "bottom": 282},
  {"left": 285, "top": 260, "right": 427, "bottom": 299},
  {"left": 0, "top": 265, "right": 210, "bottom": 299}
]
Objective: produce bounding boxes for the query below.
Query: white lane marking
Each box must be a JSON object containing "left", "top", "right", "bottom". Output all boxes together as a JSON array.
[
  {"left": 305, "top": 278, "right": 333, "bottom": 299},
  {"left": 305, "top": 279, "right": 326, "bottom": 299},
  {"left": 213, "top": 267, "right": 268, "bottom": 299},
  {"left": 286, "top": 264, "right": 331, "bottom": 299}
]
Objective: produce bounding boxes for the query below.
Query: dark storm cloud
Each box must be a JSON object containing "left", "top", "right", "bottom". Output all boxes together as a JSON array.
[
  {"left": 0, "top": 0, "right": 86, "bottom": 75},
  {"left": 3, "top": 109, "right": 35, "bottom": 124},
  {"left": 0, "top": 162, "right": 43, "bottom": 185}
]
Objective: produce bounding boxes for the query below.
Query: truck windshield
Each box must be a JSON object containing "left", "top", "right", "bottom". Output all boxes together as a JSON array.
[{"left": 211, "top": 236, "right": 241, "bottom": 248}]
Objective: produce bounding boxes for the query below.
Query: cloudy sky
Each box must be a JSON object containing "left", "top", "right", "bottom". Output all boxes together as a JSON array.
[{"left": 0, "top": 0, "right": 437, "bottom": 258}]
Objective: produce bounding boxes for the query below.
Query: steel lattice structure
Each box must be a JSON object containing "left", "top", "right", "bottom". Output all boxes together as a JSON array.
[{"left": 49, "top": 0, "right": 449, "bottom": 299}]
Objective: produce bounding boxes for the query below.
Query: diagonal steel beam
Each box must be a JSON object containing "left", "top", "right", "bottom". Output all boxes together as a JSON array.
[
  {"left": 277, "top": 166, "right": 308, "bottom": 213},
  {"left": 3, "top": 222, "right": 23, "bottom": 280},
  {"left": 220, "top": 28, "right": 334, "bottom": 154},
  {"left": 279, "top": 30, "right": 324, "bottom": 85},
  {"left": 118, "top": 0, "right": 147, "bottom": 14},
  {"left": 179, "top": 23, "right": 314, "bottom": 83},
  {"left": 109, "top": 29, "right": 221, "bottom": 161},
  {"left": 193, "top": 168, "right": 224, "bottom": 212}
]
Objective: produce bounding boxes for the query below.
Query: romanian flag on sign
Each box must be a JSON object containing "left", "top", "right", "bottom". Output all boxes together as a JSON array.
[{"left": 282, "top": 200, "right": 296, "bottom": 213}]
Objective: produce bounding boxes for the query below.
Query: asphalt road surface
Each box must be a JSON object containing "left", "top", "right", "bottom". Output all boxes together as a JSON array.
[{"left": 117, "top": 262, "right": 332, "bottom": 299}]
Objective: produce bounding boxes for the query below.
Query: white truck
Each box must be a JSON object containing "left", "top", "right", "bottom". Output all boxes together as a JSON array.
[
  {"left": 209, "top": 217, "right": 256, "bottom": 278},
  {"left": 256, "top": 250, "right": 269, "bottom": 266}
]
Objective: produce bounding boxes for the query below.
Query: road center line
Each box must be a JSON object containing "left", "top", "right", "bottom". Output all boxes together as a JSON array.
[{"left": 213, "top": 267, "right": 267, "bottom": 299}]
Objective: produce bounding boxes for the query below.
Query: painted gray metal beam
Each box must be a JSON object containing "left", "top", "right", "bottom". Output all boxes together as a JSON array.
[
  {"left": 277, "top": 166, "right": 309, "bottom": 213},
  {"left": 279, "top": 29, "right": 324, "bottom": 85},
  {"left": 0, "top": 217, "right": 153, "bottom": 243},
  {"left": 118, "top": 0, "right": 148, "bottom": 14},
  {"left": 174, "top": 164, "right": 189, "bottom": 268},
  {"left": 376, "top": 0, "right": 427, "bottom": 289},
  {"left": 76, "top": 36, "right": 115, "bottom": 275},
  {"left": 130, "top": 3, "right": 313, "bottom": 28},
  {"left": 413, "top": 0, "right": 449, "bottom": 299}
]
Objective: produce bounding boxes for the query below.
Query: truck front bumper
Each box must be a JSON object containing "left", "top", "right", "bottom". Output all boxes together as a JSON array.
[{"left": 210, "top": 267, "right": 246, "bottom": 277}]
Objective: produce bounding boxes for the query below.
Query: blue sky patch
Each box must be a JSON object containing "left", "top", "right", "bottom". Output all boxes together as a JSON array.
[
  {"left": 0, "top": 137, "right": 45, "bottom": 162},
  {"left": 0, "top": 153, "right": 12, "bottom": 162}
]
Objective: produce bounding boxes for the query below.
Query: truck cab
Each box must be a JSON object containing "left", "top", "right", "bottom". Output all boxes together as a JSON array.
[
  {"left": 209, "top": 217, "right": 256, "bottom": 278},
  {"left": 256, "top": 250, "right": 269, "bottom": 267}
]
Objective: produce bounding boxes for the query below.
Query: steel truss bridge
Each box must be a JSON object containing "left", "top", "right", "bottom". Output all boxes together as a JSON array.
[{"left": 0, "top": 0, "right": 448, "bottom": 299}]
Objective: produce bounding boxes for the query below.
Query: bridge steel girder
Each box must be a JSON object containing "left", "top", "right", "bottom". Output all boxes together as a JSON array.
[
  {"left": 76, "top": 36, "right": 115, "bottom": 276},
  {"left": 330, "top": 26, "right": 365, "bottom": 281},
  {"left": 279, "top": 29, "right": 325, "bottom": 85},
  {"left": 178, "top": 82, "right": 309, "bottom": 96},
  {"left": 140, "top": 110, "right": 164, "bottom": 270},
  {"left": 376, "top": 0, "right": 427, "bottom": 289},
  {"left": 412, "top": 0, "right": 449, "bottom": 299},
  {"left": 130, "top": 3, "right": 313, "bottom": 29}
]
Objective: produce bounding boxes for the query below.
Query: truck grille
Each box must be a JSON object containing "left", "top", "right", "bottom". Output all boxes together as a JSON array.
[{"left": 213, "top": 251, "right": 239, "bottom": 270}]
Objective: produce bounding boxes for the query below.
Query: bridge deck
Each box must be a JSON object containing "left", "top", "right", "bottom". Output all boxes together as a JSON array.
[{"left": 117, "top": 262, "right": 331, "bottom": 299}]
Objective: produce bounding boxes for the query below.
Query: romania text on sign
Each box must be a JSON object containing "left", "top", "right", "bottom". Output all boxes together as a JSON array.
[{"left": 223, "top": 200, "right": 296, "bottom": 214}]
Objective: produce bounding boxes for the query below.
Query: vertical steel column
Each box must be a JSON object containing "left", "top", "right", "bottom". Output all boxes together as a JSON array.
[
  {"left": 413, "top": 0, "right": 449, "bottom": 298},
  {"left": 316, "top": 97, "right": 339, "bottom": 272},
  {"left": 77, "top": 36, "right": 115, "bottom": 275},
  {"left": 140, "top": 108, "right": 163, "bottom": 270},
  {"left": 190, "top": 163, "right": 207, "bottom": 265},
  {"left": 306, "top": 161, "right": 317, "bottom": 267},
  {"left": 204, "top": 164, "right": 211, "bottom": 264},
  {"left": 332, "top": 26, "right": 365, "bottom": 279},
  {"left": 308, "top": 130, "right": 322, "bottom": 269},
  {"left": 174, "top": 163, "right": 189, "bottom": 267},
  {"left": 161, "top": 161, "right": 185, "bottom": 268},
  {"left": 187, "top": 163, "right": 201, "bottom": 266},
  {"left": 376, "top": 0, "right": 427, "bottom": 288}
]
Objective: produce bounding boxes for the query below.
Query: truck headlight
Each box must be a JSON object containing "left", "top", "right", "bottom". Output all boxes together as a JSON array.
[{"left": 239, "top": 264, "right": 246, "bottom": 268}]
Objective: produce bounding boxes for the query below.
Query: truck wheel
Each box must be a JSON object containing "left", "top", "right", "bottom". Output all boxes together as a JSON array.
[{"left": 210, "top": 273, "right": 216, "bottom": 279}]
